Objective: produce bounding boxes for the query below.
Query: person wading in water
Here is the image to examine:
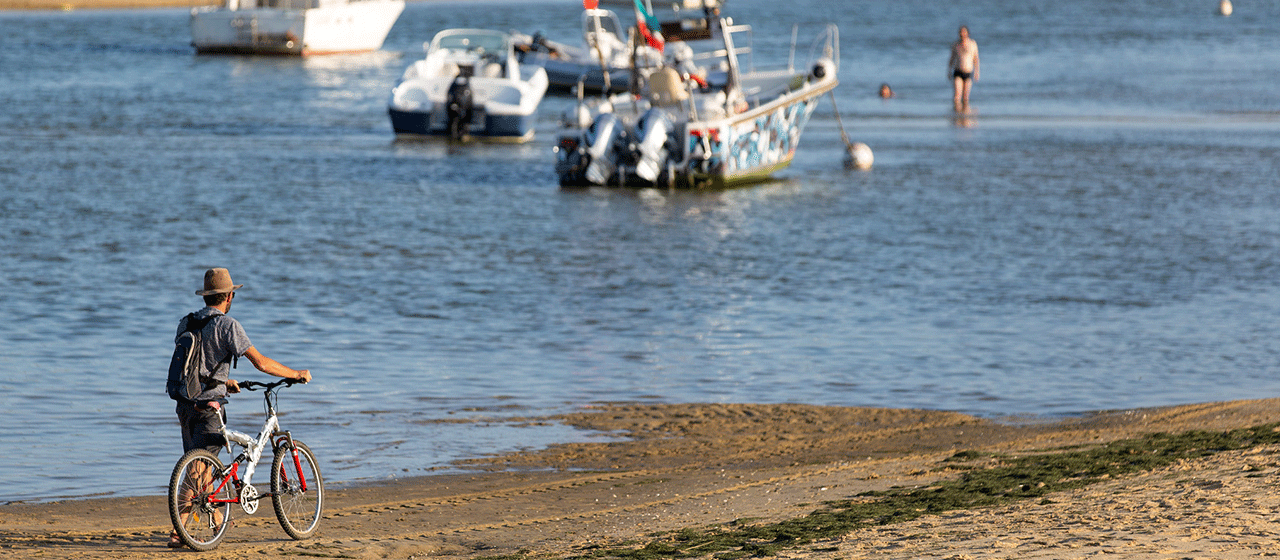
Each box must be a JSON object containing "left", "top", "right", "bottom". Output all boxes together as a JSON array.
[{"left": 948, "top": 25, "right": 980, "bottom": 112}]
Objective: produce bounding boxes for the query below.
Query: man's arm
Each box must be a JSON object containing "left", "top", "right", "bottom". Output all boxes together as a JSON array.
[{"left": 243, "top": 346, "right": 312, "bottom": 383}]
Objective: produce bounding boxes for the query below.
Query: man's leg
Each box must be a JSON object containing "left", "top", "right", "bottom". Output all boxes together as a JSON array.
[{"left": 953, "top": 76, "right": 965, "bottom": 110}]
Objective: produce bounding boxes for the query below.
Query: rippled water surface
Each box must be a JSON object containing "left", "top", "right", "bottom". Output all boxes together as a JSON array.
[{"left": 2, "top": 0, "right": 1279, "bottom": 502}]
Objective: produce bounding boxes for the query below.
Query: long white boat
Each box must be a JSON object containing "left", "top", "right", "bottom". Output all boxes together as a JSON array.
[
  {"left": 515, "top": 1, "right": 725, "bottom": 94},
  {"left": 191, "top": 0, "right": 404, "bottom": 56},
  {"left": 554, "top": 19, "right": 839, "bottom": 188},
  {"left": 513, "top": 8, "right": 662, "bottom": 94}
]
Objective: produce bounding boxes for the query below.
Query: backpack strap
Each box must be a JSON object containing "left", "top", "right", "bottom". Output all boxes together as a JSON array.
[{"left": 184, "top": 312, "right": 214, "bottom": 334}]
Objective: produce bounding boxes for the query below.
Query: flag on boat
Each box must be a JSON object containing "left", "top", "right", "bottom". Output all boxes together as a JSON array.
[
  {"left": 633, "top": 0, "right": 664, "bottom": 51},
  {"left": 583, "top": 0, "right": 598, "bottom": 9}
]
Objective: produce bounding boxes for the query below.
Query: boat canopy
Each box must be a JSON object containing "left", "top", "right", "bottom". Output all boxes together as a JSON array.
[{"left": 431, "top": 29, "right": 511, "bottom": 57}]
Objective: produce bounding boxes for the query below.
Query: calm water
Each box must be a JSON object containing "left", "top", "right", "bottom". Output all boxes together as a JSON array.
[{"left": 2, "top": 0, "right": 1279, "bottom": 503}]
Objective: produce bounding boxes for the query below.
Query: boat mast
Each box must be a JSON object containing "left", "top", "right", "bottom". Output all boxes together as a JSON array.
[
  {"left": 584, "top": 1, "right": 611, "bottom": 93},
  {"left": 719, "top": 17, "right": 741, "bottom": 100}
]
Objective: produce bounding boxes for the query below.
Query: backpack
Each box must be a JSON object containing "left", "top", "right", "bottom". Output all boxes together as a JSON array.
[{"left": 166, "top": 313, "right": 219, "bottom": 402}]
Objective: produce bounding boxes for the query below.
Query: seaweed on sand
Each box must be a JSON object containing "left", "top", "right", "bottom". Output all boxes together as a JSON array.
[{"left": 575, "top": 424, "right": 1280, "bottom": 560}]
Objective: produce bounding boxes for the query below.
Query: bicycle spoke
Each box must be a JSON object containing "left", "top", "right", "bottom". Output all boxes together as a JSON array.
[
  {"left": 168, "top": 450, "right": 232, "bottom": 551},
  {"left": 272, "top": 441, "right": 324, "bottom": 539}
]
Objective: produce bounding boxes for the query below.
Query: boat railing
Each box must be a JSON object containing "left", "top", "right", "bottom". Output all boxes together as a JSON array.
[
  {"left": 803, "top": 23, "right": 839, "bottom": 74},
  {"left": 685, "top": 22, "right": 752, "bottom": 74},
  {"left": 723, "top": 22, "right": 753, "bottom": 72}
]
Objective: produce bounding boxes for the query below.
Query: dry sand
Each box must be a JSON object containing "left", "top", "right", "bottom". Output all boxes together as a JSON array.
[{"left": 5, "top": 399, "right": 1280, "bottom": 559}]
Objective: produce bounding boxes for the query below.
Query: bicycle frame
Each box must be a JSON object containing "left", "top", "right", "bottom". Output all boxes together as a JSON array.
[{"left": 206, "top": 383, "right": 309, "bottom": 505}]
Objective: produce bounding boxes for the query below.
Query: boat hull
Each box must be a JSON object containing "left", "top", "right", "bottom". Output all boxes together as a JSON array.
[
  {"left": 388, "top": 108, "right": 536, "bottom": 142},
  {"left": 524, "top": 52, "right": 633, "bottom": 93},
  {"left": 191, "top": 0, "right": 404, "bottom": 55},
  {"left": 681, "top": 80, "right": 834, "bottom": 188}
]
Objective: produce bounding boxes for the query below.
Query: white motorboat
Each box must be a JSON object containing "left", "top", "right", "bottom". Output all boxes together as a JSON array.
[
  {"left": 191, "top": 0, "right": 404, "bottom": 56},
  {"left": 554, "top": 19, "right": 840, "bottom": 188},
  {"left": 388, "top": 29, "right": 550, "bottom": 142}
]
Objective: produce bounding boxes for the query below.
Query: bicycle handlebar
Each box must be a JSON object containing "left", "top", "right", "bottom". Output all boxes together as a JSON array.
[{"left": 238, "top": 378, "right": 305, "bottom": 391}]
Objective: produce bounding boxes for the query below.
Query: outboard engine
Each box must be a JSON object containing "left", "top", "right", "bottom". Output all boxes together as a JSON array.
[
  {"left": 560, "top": 101, "right": 593, "bottom": 130},
  {"left": 554, "top": 133, "right": 587, "bottom": 185},
  {"left": 446, "top": 73, "right": 474, "bottom": 140},
  {"left": 633, "top": 108, "right": 674, "bottom": 184},
  {"left": 582, "top": 113, "right": 626, "bottom": 185}
]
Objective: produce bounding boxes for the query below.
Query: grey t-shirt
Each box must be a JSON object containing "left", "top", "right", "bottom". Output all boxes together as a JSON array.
[{"left": 176, "top": 307, "right": 253, "bottom": 402}]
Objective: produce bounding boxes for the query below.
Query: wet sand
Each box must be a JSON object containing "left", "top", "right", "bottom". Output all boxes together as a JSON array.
[{"left": 5, "top": 399, "right": 1280, "bottom": 559}]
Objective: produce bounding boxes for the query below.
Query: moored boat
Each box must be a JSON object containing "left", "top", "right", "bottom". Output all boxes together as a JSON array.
[
  {"left": 388, "top": 29, "right": 550, "bottom": 142},
  {"left": 553, "top": 18, "right": 839, "bottom": 189},
  {"left": 515, "top": 1, "right": 724, "bottom": 94},
  {"left": 513, "top": 8, "right": 659, "bottom": 94},
  {"left": 190, "top": 0, "right": 404, "bottom": 56}
]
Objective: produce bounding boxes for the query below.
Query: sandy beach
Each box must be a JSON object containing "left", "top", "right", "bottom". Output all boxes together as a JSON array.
[{"left": 5, "top": 399, "right": 1280, "bottom": 559}]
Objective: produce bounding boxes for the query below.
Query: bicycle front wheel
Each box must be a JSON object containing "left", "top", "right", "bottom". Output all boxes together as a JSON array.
[
  {"left": 168, "top": 449, "right": 233, "bottom": 551},
  {"left": 271, "top": 440, "right": 324, "bottom": 539}
]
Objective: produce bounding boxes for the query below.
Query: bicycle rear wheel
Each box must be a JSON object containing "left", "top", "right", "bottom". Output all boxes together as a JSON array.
[
  {"left": 168, "top": 449, "right": 233, "bottom": 551},
  {"left": 271, "top": 440, "right": 324, "bottom": 539}
]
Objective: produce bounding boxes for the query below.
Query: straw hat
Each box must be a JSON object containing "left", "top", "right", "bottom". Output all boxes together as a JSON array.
[{"left": 196, "top": 268, "right": 244, "bottom": 296}]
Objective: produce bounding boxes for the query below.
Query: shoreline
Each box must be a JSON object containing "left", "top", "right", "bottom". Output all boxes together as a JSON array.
[{"left": 5, "top": 399, "right": 1280, "bottom": 559}]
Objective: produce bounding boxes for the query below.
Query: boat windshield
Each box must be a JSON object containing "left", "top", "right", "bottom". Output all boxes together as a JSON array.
[
  {"left": 582, "top": 9, "right": 625, "bottom": 40},
  {"left": 435, "top": 31, "right": 509, "bottom": 57}
]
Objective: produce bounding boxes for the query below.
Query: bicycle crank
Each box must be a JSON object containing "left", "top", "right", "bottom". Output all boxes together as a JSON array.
[{"left": 240, "top": 484, "right": 260, "bottom": 514}]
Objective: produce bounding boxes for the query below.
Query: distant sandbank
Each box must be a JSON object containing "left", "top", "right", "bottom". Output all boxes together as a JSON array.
[
  {"left": 0, "top": 0, "right": 214, "bottom": 10},
  {"left": 0, "top": 0, "right": 467, "bottom": 10}
]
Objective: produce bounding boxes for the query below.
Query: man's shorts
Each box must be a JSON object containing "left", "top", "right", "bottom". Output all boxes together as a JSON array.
[{"left": 177, "top": 401, "right": 226, "bottom": 454}]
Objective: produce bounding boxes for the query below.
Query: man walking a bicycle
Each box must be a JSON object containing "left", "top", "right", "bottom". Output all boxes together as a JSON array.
[{"left": 169, "top": 268, "right": 311, "bottom": 549}]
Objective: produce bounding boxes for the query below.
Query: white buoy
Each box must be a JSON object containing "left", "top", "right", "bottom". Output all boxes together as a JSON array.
[
  {"left": 845, "top": 142, "right": 874, "bottom": 170},
  {"left": 1219, "top": 0, "right": 1232, "bottom": 16},
  {"left": 828, "top": 93, "right": 872, "bottom": 170}
]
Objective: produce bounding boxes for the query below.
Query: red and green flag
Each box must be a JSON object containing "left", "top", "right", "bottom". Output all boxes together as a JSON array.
[{"left": 633, "top": 0, "right": 664, "bottom": 51}]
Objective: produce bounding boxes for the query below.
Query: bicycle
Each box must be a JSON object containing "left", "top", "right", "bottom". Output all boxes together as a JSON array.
[{"left": 167, "top": 378, "right": 324, "bottom": 551}]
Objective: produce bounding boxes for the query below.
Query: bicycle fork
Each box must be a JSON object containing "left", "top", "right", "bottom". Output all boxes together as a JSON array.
[{"left": 271, "top": 430, "right": 309, "bottom": 495}]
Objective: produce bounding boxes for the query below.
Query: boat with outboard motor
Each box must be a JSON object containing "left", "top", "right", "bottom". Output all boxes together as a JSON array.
[
  {"left": 553, "top": 17, "right": 839, "bottom": 188},
  {"left": 190, "top": 0, "right": 404, "bottom": 56},
  {"left": 388, "top": 29, "right": 550, "bottom": 142}
]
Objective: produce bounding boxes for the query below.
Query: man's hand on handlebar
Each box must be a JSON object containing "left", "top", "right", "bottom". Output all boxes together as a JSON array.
[{"left": 237, "top": 375, "right": 311, "bottom": 391}]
